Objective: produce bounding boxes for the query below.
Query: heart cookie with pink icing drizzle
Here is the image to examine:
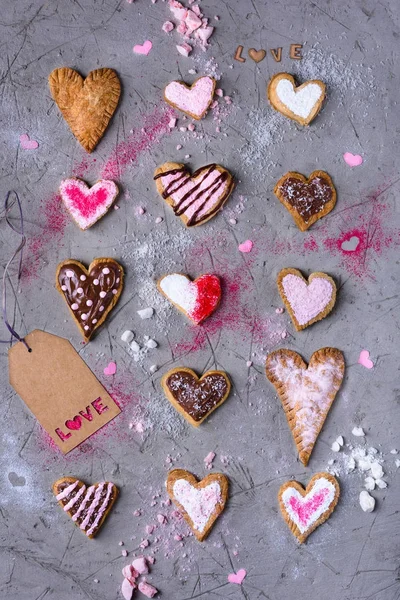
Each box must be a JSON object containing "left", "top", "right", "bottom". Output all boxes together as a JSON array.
[
  {"left": 154, "top": 162, "right": 235, "bottom": 227},
  {"left": 53, "top": 476, "right": 119, "bottom": 538},
  {"left": 278, "top": 472, "right": 340, "bottom": 543},
  {"left": 60, "top": 178, "right": 118, "bottom": 230},
  {"left": 164, "top": 76, "right": 216, "bottom": 119},
  {"left": 277, "top": 268, "right": 337, "bottom": 331},
  {"left": 167, "top": 469, "right": 228, "bottom": 541},
  {"left": 266, "top": 348, "right": 345, "bottom": 466}
]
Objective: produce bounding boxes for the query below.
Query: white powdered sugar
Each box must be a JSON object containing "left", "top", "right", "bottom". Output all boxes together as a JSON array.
[
  {"left": 281, "top": 477, "right": 336, "bottom": 534},
  {"left": 275, "top": 79, "right": 323, "bottom": 119},
  {"left": 159, "top": 274, "right": 196, "bottom": 314},
  {"left": 173, "top": 479, "right": 221, "bottom": 533}
]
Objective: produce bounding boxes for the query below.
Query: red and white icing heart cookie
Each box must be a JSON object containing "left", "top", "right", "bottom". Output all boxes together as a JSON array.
[
  {"left": 53, "top": 476, "right": 119, "bottom": 538},
  {"left": 60, "top": 178, "right": 118, "bottom": 230},
  {"left": 154, "top": 162, "right": 235, "bottom": 227},
  {"left": 166, "top": 469, "right": 229, "bottom": 541},
  {"left": 278, "top": 472, "right": 340, "bottom": 543},
  {"left": 164, "top": 76, "right": 216, "bottom": 119},
  {"left": 277, "top": 268, "right": 337, "bottom": 331},
  {"left": 157, "top": 273, "right": 221, "bottom": 324}
]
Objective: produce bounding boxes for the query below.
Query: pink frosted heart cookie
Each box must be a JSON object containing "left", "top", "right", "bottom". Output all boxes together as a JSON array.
[
  {"left": 154, "top": 162, "right": 235, "bottom": 227},
  {"left": 277, "top": 268, "right": 337, "bottom": 331},
  {"left": 166, "top": 469, "right": 228, "bottom": 541},
  {"left": 278, "top": 472, "right": 340, "bottom": 543},
  {"left": 164, "top": 76, "right": 216, "bottom": 119},
  {"left": 157, "top": 273, "right": 221, "bottom": 324},
  {"left": 60, "top": 178, "right": 118, "bottom": 230}
]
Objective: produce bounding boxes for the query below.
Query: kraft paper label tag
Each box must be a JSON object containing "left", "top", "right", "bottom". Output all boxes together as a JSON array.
[{"left": 8, "top": 330, "right": 121, "bottom": 454}]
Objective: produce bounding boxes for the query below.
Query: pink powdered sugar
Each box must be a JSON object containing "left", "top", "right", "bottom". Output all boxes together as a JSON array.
[
  {"left": 164, "top": 77, "right": 215, "bottom": 118},
  {"left": 281, "top": 274, "right": 334, "bottom": 326},
  {"left": 288, "top": 488, "right": 329, "bottom": 527},
  {"left": 173, "top": 479, "right": 221, "bottom": 533},
  {"left": 59, "top": 178, "right": 118, "bottom": 229}
]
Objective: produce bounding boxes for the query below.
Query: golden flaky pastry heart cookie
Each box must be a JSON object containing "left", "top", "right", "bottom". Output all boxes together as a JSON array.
[
  {"left": 268, "top": 72, "right": 326, "bottom": 125},
  {"left": 49, "top": 67, "right": 121, "bottom": 153},
  {"left": 166, "top": 469, "right": 228, "bottom": 541},
  {"left": 266, "top": 348, "right": 345, "bottom": 466}
]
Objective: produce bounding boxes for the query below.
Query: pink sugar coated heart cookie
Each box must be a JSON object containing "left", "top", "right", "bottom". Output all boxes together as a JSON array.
[
  {"left": 164, "top": 76, "right": 216, "bottom": 119},
  {"left": 104, "top": 361, "right": 117, "bottom": 376},
  {"left": 238, "top": 240, "right": 253, "bottom": 253},
  {"left": 133, "top": 40, "right": 153, "bottom": 55},
  {"left": 358, "top": 350, "right": 374, "bottom": 369},
  {"left": 343, "top": 152, "right": 363, "bottom": 167},
  {"left": 60, "top": 178, "right": 119, "bottom": 230},
  {"left": 228, "top": 569, "right": 247, "bottom": 585},
  {"left": 19, "top": 133, "right": 39, "bottom": 149},
  {"left": 158, "top": 273, "right": 221, "bottom": 325}
]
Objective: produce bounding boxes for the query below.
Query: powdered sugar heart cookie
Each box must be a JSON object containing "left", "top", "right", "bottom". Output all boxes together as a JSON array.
[
  {"left": 60, "top": 178, "right": 118, "bottom": 230},
  {"left": 277, "top": 268, "right": 337, "bottom": 331},
  {"left": 158, "top": 273, "right": 221, "bottom": 324},
  {"left": 166, "top": 469, "right": 228, "bottom": 541},
  {"left": 56, "top": 258, "right": 124, "bottom": 341},
  {"left": 53, "top": 476, "right": 118, "bottom": 538},
  {"left": 162, "top": 367, "right": 231, "bottom": 426},
  {"left": 268, "top": 72, "right": 326, "bottom": 126},
  {"left": 279, "top": 472, "right": 340, "bottom": 543},
  {"left": 154, "top": 162, "right": 235, "bottom": 227},
  {"left": 266, "top": 348, "right": 345, "bottom": 466},
  {"left": 274, "top": 170, "right": 337, "bottom": 231},
  {"left": 164, "top": 76, "right": 216, "bottom": 119}
]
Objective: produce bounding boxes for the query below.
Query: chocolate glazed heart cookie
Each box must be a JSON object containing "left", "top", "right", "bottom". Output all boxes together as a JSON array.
[
  {"left": 274, "top": 170, "right": 337, "bottom": 231},
  {"left": 56, "top": 258, "right": 124, "bottom": 341},
  {"left": 162, "top": 368, "right": 231, "bottom": 427}
]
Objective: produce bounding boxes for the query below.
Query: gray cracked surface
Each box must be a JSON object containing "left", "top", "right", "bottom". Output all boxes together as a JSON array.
[{"left": 1, "top": 1, "right": 400, "bottom": 599}]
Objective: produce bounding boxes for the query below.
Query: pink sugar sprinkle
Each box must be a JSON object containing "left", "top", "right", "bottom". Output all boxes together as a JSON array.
[
  {"left": 215, "top": 88, "right": 223, "bottom": 97},
  {"left": 275, "top": 307, "right": 284, "bottom": 314},
  {"left": 138, "top": 581, "right": 158, "bottom": 598},
  {"left": 140, "top": 539, "right": 150, "bottom": 549},
  {"left": 157, "top": 514, "right": 167, "bottom": 524}
]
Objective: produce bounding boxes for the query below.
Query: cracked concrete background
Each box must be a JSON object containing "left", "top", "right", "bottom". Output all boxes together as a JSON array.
[{"left": 1, "top": 1, "right": 400, "bottom": 599}]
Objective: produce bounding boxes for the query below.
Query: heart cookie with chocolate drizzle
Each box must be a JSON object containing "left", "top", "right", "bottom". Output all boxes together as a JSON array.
[
  {"left": 154, "top": 162, "right": 235, "bottom": 227},
  {"left": 274, "top": 170, "right": 337, "bottom": 231},
  {"left": 162, "top": 367, "right": 231, "bottom": 427},
  {"left": 53, "top": 477, "right": 118, "bottom": 538},
  {"left": 56, "top": 258, "right": 124, "bottom": 341}
]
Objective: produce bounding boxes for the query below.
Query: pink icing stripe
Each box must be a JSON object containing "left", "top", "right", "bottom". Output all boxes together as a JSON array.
[
  {"left": 63, "top": 484, "right": 86, "bottom": 512},
  {"left": 80, "top": 483, "right": 105, "bottom": 531},
  {"left": 72, "top": 485, "right": 94, "bottom": 522},
  {"left": 56, "top": 481, "right": 79, "bottom": 500},
  {"left": 86, "top": 483, "right": 114, "bottom": 536},
  {"left": 288, "top": 488, "right": 329, "bottom": 527}
]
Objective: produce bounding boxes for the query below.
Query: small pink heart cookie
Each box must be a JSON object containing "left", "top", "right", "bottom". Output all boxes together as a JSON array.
[
  {"left": 279, "top": 472, "right": 340, "bottom": 543},
  {"left": 60, "top": 178, "right": 119, "bottom": 230},
  {"left": 164, "top": 76, "right": 216, "bottom": 120},
  {"left": 277, "top": 268, "right": 337, "bottom": 331},
  {"left": 133, "top": 40, "right": 152, "bottom": 55}
]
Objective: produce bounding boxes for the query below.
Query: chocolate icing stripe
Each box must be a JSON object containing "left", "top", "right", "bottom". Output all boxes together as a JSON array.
[
  {"left": 191, "top": 176, "right": 235, "bottom": 225},
  {"left": 153, "top": 167, "right": 185, "bottom": 181},
  {"left": 188, "top": 173, "right": 229, "bottom": 225},
  {"left": 64, "top": 484, "right": 86, "bottom": 512},
  {"left": 174, "top": 165, "right": 217, "bottom": 212}
]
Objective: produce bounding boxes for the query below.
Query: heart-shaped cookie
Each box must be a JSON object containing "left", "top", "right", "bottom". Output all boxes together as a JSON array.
[
  {"left": 60, "top": 178, "right": 118, "bottom": 230},
  {"left": 279, "top": 472, "right": 340, "bottom": 543},
  {"left": 274, "top": 170, "right": 337, "bottom": 231},
  {"left": 268, "top": 72, "right": 326, "bottom": 125},
  {"left": 166, "top": 469, "right": 228, "bottom": 541},
  {"left": 162, "top": 367, "right": 231, "bottom": 426},
  {"left": 49, "top": 67, "right": 121, "bottom": 153},
  {"left": 266, "top": 348, "right": 345, "bottom": 466},
  {"left": 154, "top": 162, "right": 235, "bottom": 227},
  {"left": 56, "top": 258, "right": 124, "bottom": 341},
  {"left": 277, "top": 268, "right": 337, "bottom": 331},
  {"left": 53, "top": 476, "right": 118, "bottom": 538},
  {"left": 164, "top": 76, "right": 215, "bottom": 119},
  {"left": 157, "top": 273, "right": 221, "bottom": 324},
  {"left": 248, "top": 48, "right": 266, "bottom": 63}
]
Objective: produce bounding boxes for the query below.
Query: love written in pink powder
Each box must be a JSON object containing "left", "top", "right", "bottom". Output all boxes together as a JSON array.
[{"left": 288, "top": 488, "right": 329, "bottom": 527}]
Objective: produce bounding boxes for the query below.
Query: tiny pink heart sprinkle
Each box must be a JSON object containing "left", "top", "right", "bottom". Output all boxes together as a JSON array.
[
  {"left": 228, "top": 569, "right": 247, "bottom": 585},
  {"left": 238, "top": 240, "right": 253, "bottom": 253},
  {"left": 133, "top": 40, "right": 153, "bottom": 55},
  {"left": 19, "top": 134, "right": 39, "bottom": 150},
  {"left": 343, "top": 152, "right": 363, "bottom": 167},
  {"left": 104, "top": 361, "right": 117, "bottom": 376},
  {"left": 358, "top": 350, "right": 373, "bottom": 369}
]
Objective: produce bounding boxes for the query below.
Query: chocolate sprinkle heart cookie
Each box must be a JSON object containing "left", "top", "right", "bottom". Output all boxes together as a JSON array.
[
  {"left": 161, "top": 367, "right": 231, "bottom": 427},
  {"left": 274, "top": 170, "right": 337, "bottom": 231},
  {"left": 56, "top": 258, "right": 124, "bottom": 341}
]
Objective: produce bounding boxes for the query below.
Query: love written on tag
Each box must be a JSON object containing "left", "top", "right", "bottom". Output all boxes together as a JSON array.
[{"left": 8, "top": 330, "right": 121, "bottom": 453}]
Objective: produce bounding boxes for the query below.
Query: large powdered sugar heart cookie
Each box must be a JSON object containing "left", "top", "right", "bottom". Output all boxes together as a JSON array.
[
  {"left": 60, "top": 178, "right": 118, "bottom": 230},
  {"left": 53, "top": 476, "right": 118, "bottom": 538},
  {"left": 166, "top": 469, "right": 228, "bottom": 541},
  {"left": 274, "top": 170, "right": 337, "bottom": 231},
  {"left": 49, "top": 67, "right": 121, "bottom": 153},
  {"left": 266, "top": 348, "right": 345, "bottom": 466},
  {"left": 162, "top": 367, "right": 231, "bottom": 426},
  {"left": 157, "top": 273, "right": 221, "bottom": 324},
  {"left": 154, "top": 162, "right": 235, "bottom": 227},
  {"left": 56, "top": 258, "right": 124, "bottom": 341},
  {"left": 279, "top": 472, "right": 340, "bottom": 543},
  {"left": 164, "top": 76, "right": 216, "bottom": 119},
  {"left": 277, "top": 268, "right": 337, "bottom": 331},
  {"left": 268, "top": 73, "right": 326, "bottom": 126}
]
